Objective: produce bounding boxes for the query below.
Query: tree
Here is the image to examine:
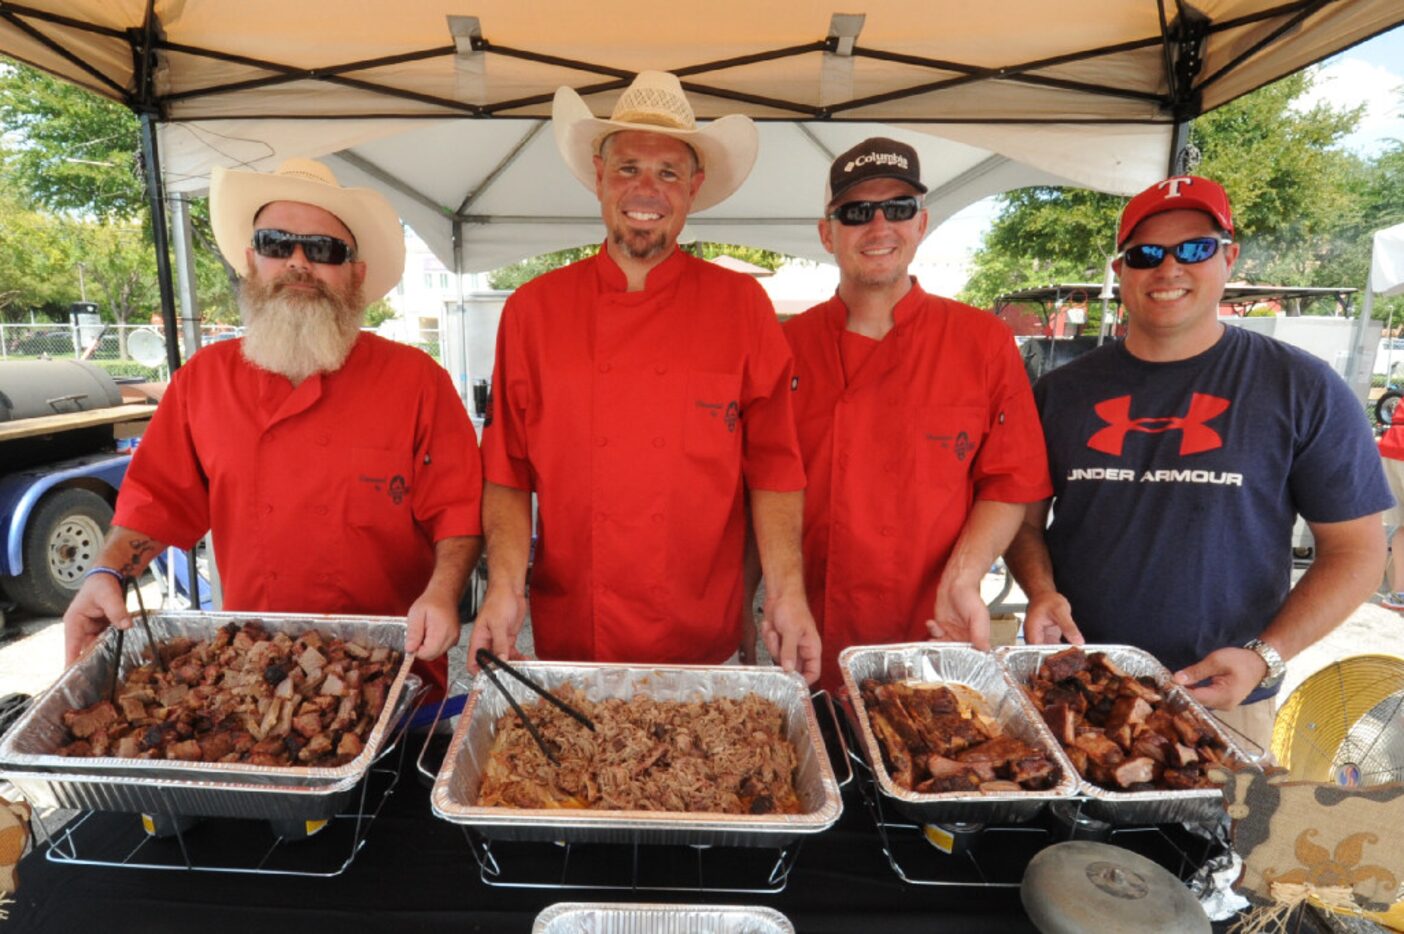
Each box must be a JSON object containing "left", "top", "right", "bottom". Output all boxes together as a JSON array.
[
  {"left": 959, "top": 70, "right": 1371, "bottom": 311},
  {"left": 487, "top": 240, "right": 788, "bottom": 290}
]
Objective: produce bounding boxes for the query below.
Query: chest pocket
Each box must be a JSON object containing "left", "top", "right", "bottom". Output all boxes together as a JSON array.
[
  {"left": 913, "top": 405, "right": 986, "bottom": 481},
  {"left": 682, "top": 370, "right": 744, "bottom": 461},
  {"left": 344, "top": 447, "right": 415, "bottom": 529}
]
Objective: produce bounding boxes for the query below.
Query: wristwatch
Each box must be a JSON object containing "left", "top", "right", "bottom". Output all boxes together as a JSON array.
[{"left": 1244, "top": 638, "right": 1286, "bottom": 692}]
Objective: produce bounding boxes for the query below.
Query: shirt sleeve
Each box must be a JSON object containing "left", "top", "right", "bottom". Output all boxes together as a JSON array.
[
  {"left": 1290, "top": 363, "right": 1394, "bottom": 523},
  {"left": 111, "top": 363, "right": 211, "bottom": 550},
  {"left": 971, "top": 324, "right": 1054, "bottom": 504},
  {"left": 738, "top": 280, "right": 806, "bottom": 493},
  {"left": 480, "top": 293, "right": 534, "bottom": 491},
  {"left": 411, "top": 358, "right": 484, "bottom": 541}
]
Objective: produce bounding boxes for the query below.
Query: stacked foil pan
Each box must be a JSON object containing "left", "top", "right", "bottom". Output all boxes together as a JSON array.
[
  {"left": 839, "top": 642, "right": 1080, "bottom": 825},
  {"left": 0, "top": 611, "right": 418, "bottom": 822},
  {"left": 997, "top": 644, "right": 1253, "bottom": 824},
  {"left": 533, "top": 902, "right": 795, "bottom": 933},
  {"left": 431, "top": 662, "right": 843, "bottom": 847}
]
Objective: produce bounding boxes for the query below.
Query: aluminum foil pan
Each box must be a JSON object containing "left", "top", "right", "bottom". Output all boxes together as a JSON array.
[
  {"left": 431, "top": 662, "right": 843, "bottom": 847},
  {"left": 838, "top": 642, "right": 1078, "bottom": 825},
  {"left": 533, "top": 902, "right": 795, "bottom": 933},
  {"left": 997, "top": 644, "right": 1253, "bottom": 824},
  {"left": 0, "top": 611, "right": 415, "bottom": 789}
]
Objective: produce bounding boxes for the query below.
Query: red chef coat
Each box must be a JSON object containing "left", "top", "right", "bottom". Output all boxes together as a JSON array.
[
  {"left": 482, "top": 245, "right": 805, "bottom": 664},
  {"left": 783, "top": 283, "right": 1052, "bottom": 689},
  {"left": 114, "top": 334, "right": 483, "bottom": 692}
]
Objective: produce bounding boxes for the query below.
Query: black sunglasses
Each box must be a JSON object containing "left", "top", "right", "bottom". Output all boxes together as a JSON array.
[
  {"left": 1118, "top": 236, "right": 1232, "bottom": 270},
  {"left": 826, "top": 195, "right": 921, "bottom": 227},
  {"left": 252, "top": 228, "right": 357, "bottom": 265}
]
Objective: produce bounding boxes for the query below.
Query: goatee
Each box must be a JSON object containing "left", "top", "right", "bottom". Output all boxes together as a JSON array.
[{"left": 238, "top": 269, "right": 365, "bottom": 383}]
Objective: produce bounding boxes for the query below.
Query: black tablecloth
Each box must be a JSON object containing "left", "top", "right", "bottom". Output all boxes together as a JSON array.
[{"left": 4, "top": 731, "right": 1235, "bottom": 934}]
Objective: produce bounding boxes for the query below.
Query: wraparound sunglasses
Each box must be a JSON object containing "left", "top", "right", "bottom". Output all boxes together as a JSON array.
[
  {"left": 826, "top": 195, "right": 921, "bottom": 226},
  {"left": 252, "top": 228, "right": 357, "bottom": 265},
  {"left": 1118, "top": 236, "right": 1232, "bottom": 270}
]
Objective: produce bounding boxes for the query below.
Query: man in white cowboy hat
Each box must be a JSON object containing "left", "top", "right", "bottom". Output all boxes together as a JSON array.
[
  {"left": 62, "top": 158, "right": 484, "bottom": 696},
  {"left": 781, "top": 137, "right": 1052, "bottom": 691},
  {"left": 471, "top": 71, "right": 821, "bottom": 682}
]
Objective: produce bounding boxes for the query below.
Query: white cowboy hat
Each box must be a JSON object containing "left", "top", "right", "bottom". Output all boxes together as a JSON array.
[
  {"left": 552, "top": 71, "right": 758, "bottom": 213},
  {"left": 210, "top": 158, "right": 406, "bottom": 303}
]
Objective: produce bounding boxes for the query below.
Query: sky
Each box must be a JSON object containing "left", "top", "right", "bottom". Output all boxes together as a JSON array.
[{"left": 908, "top": 24, "right": 1404, "bottom": 294}]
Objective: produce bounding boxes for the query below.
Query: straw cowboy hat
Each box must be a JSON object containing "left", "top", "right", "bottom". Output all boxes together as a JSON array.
[
  {"left": 552, "top": 71, "right": 758, "bottom": 213},
  {"left": 210, "top": 158, "right": 406, "bottom": 302}
]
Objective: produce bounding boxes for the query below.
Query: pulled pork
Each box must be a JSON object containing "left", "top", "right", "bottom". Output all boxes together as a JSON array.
[
  {"left": 58, "top": 620, "right": 399, "bottom": 768},
  {"left": 476, "top": 686, "right": 803, "bottom": 815}
]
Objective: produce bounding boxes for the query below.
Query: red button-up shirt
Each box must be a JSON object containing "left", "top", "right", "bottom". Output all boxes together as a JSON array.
[
  {"left": 784, "top": 284, "right": 1052, "bottom": 689},
  {"left": 114, "top": 335, "right": 483, "bottom": 686},
  {"left": 483, "top": 246, "right": 805, "bottom": 664}
]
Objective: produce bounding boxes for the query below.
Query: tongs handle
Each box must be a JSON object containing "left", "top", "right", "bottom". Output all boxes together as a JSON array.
[
  {"left": 108, "top": 626, "right": 126, "bottom": 705},
  {"left": 474, "top": 649, "right": 594, "bottom": 732},
  {"left": 475, "top": 657, "right": 561, "bottom": 766},
  {"left": 126, "top": 575, "right": 167, "bottom": 673}
]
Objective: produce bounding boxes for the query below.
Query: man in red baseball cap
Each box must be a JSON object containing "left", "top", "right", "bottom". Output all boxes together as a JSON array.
[{"left": 995, "top": 175, "right": 1390, "bottom": 752}]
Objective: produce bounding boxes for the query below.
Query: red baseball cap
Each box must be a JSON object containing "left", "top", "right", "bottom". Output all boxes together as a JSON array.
[{"left": 1117, "top": 175, "right": 1234, "bottom": 248}]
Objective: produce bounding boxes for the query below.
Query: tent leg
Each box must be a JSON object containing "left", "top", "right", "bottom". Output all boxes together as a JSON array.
[
  {"left": 139, "top": 114, "right": 183, "bottom": 375},
  {"left": 1167, "top": 121, "right": 1190, "bottom": 176},
  {"left": 170, "top": 193, "right": 204, "bottom": 359}
]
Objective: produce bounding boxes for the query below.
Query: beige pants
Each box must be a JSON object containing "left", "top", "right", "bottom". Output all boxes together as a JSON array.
[{"left": 1211, "top": 697, "right": 1277, "bottom": 763}]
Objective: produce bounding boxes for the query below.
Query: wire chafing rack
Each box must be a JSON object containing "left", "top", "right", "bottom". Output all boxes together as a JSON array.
[
  {"left": 827, "top": 692, "right": 1230, "bottom": 889},
  {"left": 35, "top": 683, "right": 425, "bottom": 878}
]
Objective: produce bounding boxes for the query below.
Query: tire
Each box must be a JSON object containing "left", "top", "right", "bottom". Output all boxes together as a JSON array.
[
  {"left": 1376, "top": 391, "right": 1403, "bottom": 427},
  {"left": 2, "top": 488, "right": 113, "bottom": 616}
]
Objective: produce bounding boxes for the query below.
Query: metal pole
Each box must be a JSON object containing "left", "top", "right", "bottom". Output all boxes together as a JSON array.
[
  {"left": 170, "top": 193, "right": 203, "bottom": 358},
  {"left": 138, "top": 114, "right": 183, "bottom": 375},
  {"left": 1167, "top": 121, "right": 1190, "bottom": 177}
]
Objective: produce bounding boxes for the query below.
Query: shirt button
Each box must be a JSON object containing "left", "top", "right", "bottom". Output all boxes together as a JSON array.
[
  {"left": 652, "top": 437, "right": 666, "bottom": 448},
  {"left": 654, "top": 365, "right": 667, "bottom": 375},
  {"left": 596, "top": 436, "right": 608, "bottom": 447},
  {"left": 314, "top": 505, "right": 328, "bottom": 516},
  {"left": 884, "top": 460, "right": 898, "bottom": 473},
  {"left": 316, "top": 433, "right": 330, "bottom": 446},
  {"left": 881, "top": 526, "right": 895, "bottom": 537},
  {"left": 263, "top": 503, "right": 274, "bottom": 515},
  {"left": 651, "top": 513, "right": 664, "bottom": 524},
  {"left": 598, "top": 362, "right": 612, "bottom": 373},
  {"left": 268, "top": 570, "right": 279, "bottom": 582}
]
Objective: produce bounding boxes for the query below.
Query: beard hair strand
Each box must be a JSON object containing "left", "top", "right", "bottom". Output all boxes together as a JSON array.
[{"left": 238, "top": 270, "right": 366, "bottom": 383}]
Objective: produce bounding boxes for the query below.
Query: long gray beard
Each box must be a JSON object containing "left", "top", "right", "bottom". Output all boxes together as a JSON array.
[{"left": 238, "top": 270, "right": 365, "bottom": 383}]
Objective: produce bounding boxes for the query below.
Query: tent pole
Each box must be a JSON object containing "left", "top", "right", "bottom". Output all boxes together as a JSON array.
[
  {"left": 139, "top": 114, "right": 183, "bottom": 375},
  {"left": 1167, "top": 120, "right": 1190, "bottom": 176},
  {"left": 170, "top": 193, "right": 203, "bottom": 359}
]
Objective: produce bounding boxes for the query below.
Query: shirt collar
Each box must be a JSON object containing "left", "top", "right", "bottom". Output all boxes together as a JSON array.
[
  {"left": 594, "top": 241, "right": 688, "bottom": 294},
  {"left": 823, "top": 276, "right": 927, "bottom": 332}
]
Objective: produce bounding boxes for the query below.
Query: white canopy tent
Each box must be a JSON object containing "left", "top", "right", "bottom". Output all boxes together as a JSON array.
[
  {"left": 1365, "top": 222, "right": 1404, "bottom": 374},
  {"left": 2, "top": 1, "right": 1401, "bottom": 362}
]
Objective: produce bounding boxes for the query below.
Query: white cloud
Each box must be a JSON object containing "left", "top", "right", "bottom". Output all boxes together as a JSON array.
[{"left": 1292, "top": 58, "right": 1404, "bottom": 155}]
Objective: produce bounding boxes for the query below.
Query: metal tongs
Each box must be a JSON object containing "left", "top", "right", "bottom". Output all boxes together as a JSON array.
[
  {"left": 108, "top": 575, "right": 164, "bottom": 703},
  {"left": 475, "top": 648, "right": 594, "bottom": 766}
]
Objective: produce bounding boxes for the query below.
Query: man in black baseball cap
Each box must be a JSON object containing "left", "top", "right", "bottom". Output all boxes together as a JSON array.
[{"left": 764, "top": 136, "right": 1052, "bottom": 690}]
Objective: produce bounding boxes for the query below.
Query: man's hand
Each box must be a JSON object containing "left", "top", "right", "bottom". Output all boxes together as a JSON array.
[
  {"left": 760, "top": 589, "right": 821, "bottom": 685},
  {"left": 405, "top": 585, "right": 462, "bottom": 661},
  {"left": 63, "top": 573, "right": 131, "bottom": 665},
  {"left": 466, "top": 585, "right": 527, "bottom": 673},
  {"left": 925, "top": 577, "right": 991, "bottom": 649},
  {"left": 1022, "top": 591, "right": 1084, "bottom": 646},
  {"left": 1173, "top": 647, "right": 1268, "bottom": 710}
]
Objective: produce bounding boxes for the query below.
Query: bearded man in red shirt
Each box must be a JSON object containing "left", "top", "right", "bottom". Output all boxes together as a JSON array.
[
  {"left": 62, "top": 159, "right": 484, "bottom": 696},
  {"left": 471, "top": 71, "right": 821, "bottom": 683}
]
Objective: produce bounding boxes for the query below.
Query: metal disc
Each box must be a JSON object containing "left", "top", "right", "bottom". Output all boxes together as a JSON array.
[{"left": 1021, "top": 841, "right": 1210, "bottom": 934}]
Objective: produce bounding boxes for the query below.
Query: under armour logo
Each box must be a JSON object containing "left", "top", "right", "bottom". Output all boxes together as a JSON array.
[
  {"left": 1087, "top": 393, "right": 1230, "bottom": 456},
  {"left": 1157, "top": 176, "right": 1194, "bottom": 198}
]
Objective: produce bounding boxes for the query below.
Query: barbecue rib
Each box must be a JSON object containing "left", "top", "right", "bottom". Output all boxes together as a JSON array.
[
  {"left": 1022, "top": 648, "right": 1230, "bottom": 791},
  {"left": 859, "top": 679, "right": 1060, "bottom": 794},
  {"left": 58, "top": 621, "right": 399, "bottom": 768}
]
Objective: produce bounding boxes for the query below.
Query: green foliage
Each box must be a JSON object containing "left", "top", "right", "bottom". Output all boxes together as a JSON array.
[
  {"left": 486, "top": 241, "right": 788, "bottom": 290},
  {"left": 959, "top": 69, "right": 1397, "bottom": 315},
  {"left": 363, "top": 299, "right": 396, "bottom": 328}
]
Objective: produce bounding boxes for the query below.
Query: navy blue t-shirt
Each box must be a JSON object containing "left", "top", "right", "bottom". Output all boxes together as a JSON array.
[{"left": 1035, "top": 325, "right": 1391, "bottom": 699}]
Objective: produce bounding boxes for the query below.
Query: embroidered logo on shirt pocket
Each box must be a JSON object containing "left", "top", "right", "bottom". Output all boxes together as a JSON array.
[{"left": 684, "top": 370, "right": 743, "bottom": 458}]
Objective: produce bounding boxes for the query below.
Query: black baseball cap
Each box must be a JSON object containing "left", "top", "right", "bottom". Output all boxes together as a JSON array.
[{"left": 826, "top": 137, "right": 928, "bottom": 206}]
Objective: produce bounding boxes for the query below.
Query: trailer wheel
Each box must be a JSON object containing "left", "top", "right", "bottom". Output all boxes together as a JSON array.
[
  {"left": 2, "top": 488, "right": 113, "bottom": 616},
  {"left": 1376, "top": 391, "right": 1403, "bottom": 427}
]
